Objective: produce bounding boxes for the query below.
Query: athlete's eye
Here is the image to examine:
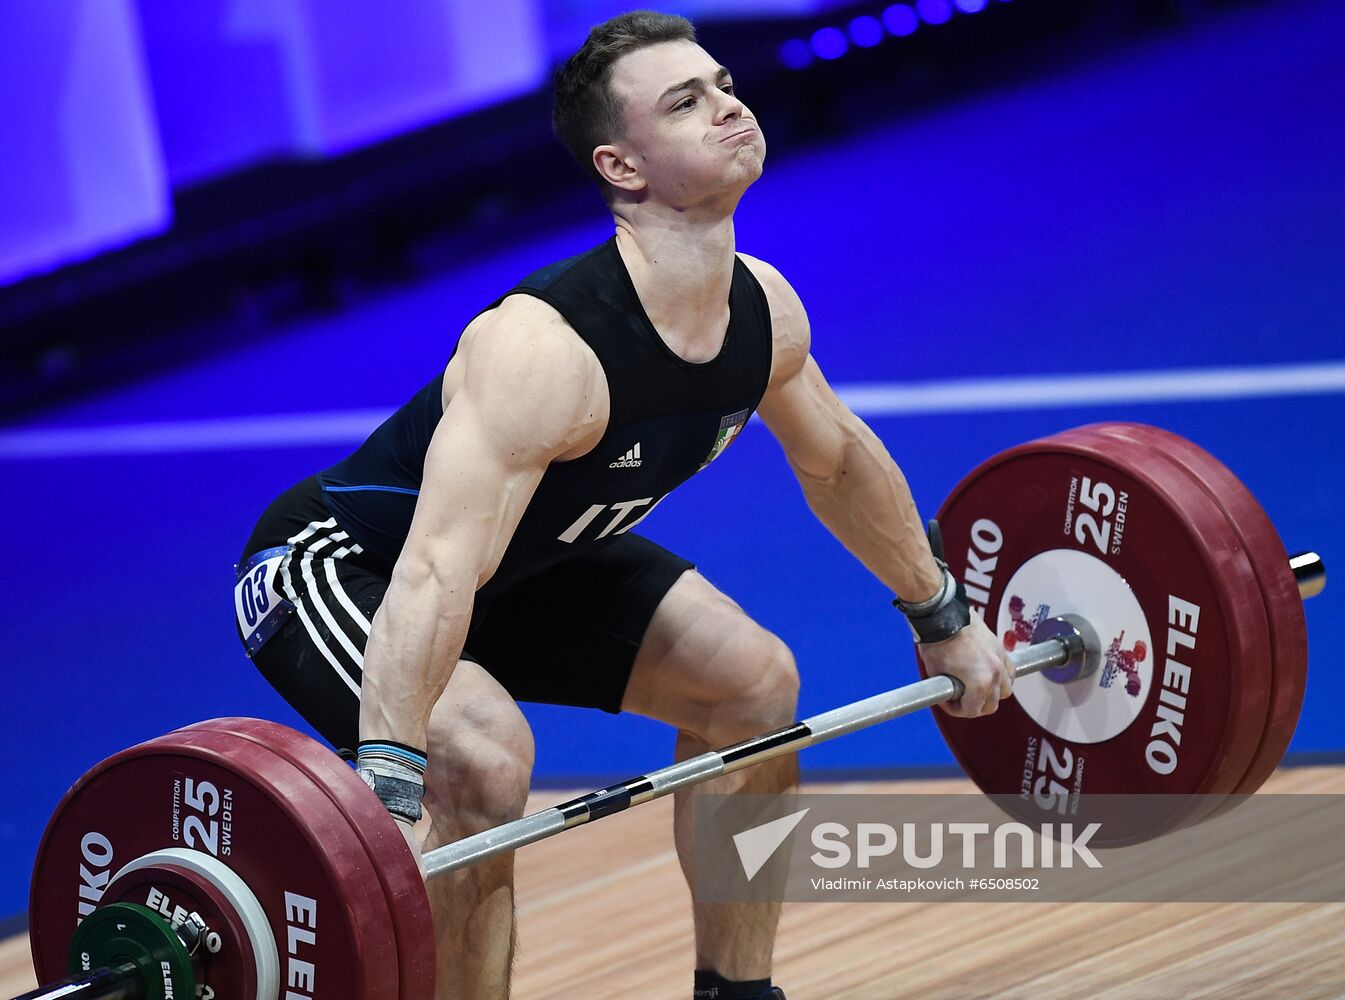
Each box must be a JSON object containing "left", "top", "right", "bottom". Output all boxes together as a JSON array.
[
  {"left": 675, "top": 96, "right": 696, "bottom": 111},
  {"left": 722, "top": 84, "right": 736, "bottom": 95}
]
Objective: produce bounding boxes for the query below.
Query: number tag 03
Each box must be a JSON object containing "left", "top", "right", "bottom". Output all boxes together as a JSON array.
[{"left": 234, "top": 545, "right": 295, "bottom": 656}]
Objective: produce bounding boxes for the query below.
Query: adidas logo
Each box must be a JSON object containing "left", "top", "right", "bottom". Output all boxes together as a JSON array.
[{"left": 609, "top": 442, "right": 643, "bottom": 469}]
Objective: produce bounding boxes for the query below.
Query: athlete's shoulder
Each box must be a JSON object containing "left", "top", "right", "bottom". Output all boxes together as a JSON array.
[
  {"left": 736, "top": 253, "right": 810, "bottom": 377},
  {"left": 454, "top": 247, "right": 607, "bottom": 402},
  {"left": 455, "top": 294, "right": 606, "bottom": 453},
  {"left": 737, "top": 253, "right": 807, "bottom": 323},
  {"left": 735, "top": 251, "right": 787, "bottom": 288},
  {"left": 467, "top": 293, "right": 594, "bottom": 372}
]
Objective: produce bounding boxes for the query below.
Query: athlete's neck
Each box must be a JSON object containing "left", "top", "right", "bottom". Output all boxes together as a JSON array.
[{"left": 611, "top": 211, "right": 736, "bottom": 364}]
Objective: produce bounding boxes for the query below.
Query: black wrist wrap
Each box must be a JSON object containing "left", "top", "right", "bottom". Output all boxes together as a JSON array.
[
  {"left": 894, "top": 519, "right": 972, "bottom": 645},
  {"left": 358, "top": 771, "right": 425, "bottom": 824},
  {"left": 356, "top": 740, "right": 427, "bottom": 824}
]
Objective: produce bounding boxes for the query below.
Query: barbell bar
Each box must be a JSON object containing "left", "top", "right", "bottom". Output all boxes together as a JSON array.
[
  {"left": 14, "top": 964, "right": 141, "bottom": 1000},
  {"left": 425, "top": 612, "right": 1098, "bottom": 878}
]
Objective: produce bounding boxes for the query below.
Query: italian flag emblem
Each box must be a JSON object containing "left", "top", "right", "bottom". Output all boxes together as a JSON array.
[{"left": 700, "top": 408, "right": 751, "bottom": 469}]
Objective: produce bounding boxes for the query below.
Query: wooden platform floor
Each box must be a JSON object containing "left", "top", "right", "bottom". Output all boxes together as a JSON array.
[{"left": 4, "top": 767, "right": 1342, "bottom": 999}]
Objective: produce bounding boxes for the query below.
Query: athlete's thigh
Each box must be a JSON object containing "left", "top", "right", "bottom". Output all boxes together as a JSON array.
[
  {"left": 620, "top": 569, "right": 798, "bottom": 736},
  {"left": 464, "top": 534, "right": 693, "bottom": 713}
]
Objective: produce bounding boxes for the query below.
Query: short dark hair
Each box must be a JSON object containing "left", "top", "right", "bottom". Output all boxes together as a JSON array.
[{"left": 552, "top": 11, "right": 697, "bottom": 193}]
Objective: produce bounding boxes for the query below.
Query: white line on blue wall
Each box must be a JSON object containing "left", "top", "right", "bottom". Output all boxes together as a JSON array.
[
  {"left": 2, "top": 360, "right": 1343, "bottom": 458},
  {"left": 836, "top": 360, "right": 1345, "bottom": 415}
]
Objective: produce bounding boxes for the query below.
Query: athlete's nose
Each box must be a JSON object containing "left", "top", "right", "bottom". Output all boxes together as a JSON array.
[{"left": 714, "top": 90, "right": 745, "bottom": 125}]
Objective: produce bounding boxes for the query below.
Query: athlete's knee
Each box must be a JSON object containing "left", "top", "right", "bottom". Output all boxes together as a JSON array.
[
  {"left": 744, "top": 631, "right": 800, "bottom": 723},
  {"left": 705, "top": 629, "right": 799, "bottom": 743},
  {"left": 425, "top": 705, "right": 534, "bottom": 834}
]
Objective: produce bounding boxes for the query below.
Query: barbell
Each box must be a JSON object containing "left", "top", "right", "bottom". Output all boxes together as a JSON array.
[{"left": 14, "top": 422, "right": 1325, "bottom": 1000}]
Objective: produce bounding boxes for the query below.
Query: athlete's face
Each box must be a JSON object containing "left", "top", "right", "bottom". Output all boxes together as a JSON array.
[{"left": 598, "top": 40, "right": 765, "bottom": 205}]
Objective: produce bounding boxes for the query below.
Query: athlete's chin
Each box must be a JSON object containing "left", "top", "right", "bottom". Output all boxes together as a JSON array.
[
  {"left": 709, "top": 164, "right": 763, "bottom": 202},
  {"left": 743, "top": 141, "right": 767, "bottom": 174},
  {"left": 725, "top": 138, "right": 765, "bottom": 171},
  {"left": 701, "top": 156, "right": 762, "bottom": 185},
  {"left": 734, "top": 153, "right": 766, "bottom": 188}
]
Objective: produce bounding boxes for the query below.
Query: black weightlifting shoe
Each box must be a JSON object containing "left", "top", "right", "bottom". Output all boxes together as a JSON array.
[{"left": 691, "top": 971, "right": 787, "bottom": 999}]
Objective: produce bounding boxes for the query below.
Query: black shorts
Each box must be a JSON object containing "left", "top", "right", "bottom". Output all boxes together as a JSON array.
[{"left": 235, "top": 477, "right": 693, "bottom": 752}]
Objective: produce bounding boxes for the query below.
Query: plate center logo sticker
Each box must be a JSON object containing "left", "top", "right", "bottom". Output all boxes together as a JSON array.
[
  {"left": 1100, "top": 632, "right": 1147, "bottom": 697},
  {"left": 997, "top": 548, "right": 1152, "bottom": 745}
]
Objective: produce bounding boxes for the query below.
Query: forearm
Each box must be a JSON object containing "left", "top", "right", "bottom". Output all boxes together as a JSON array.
[
  {"left": 793, "top": 419, "right": 943, "bottom": 603},
  {"left": 358, "top": 555, "right": 476, "bottom": 749}
]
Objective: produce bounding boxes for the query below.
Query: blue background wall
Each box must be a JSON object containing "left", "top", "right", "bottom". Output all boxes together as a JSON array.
[
  {"left": 0, "top": 0, "right": 835, "bottom": 283},
  {"left": 1, "top": 0, "right": 1342, "bottom": 920}
]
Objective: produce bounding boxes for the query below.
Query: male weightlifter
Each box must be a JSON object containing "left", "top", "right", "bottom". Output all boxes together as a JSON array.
[{"left": 235, "top": 12, "right": 1011, "bottom": 999}]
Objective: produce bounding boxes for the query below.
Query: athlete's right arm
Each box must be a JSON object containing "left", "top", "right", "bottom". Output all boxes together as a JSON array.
[{"left": 357, "top": 295, "right": 607, "bottom": 753}]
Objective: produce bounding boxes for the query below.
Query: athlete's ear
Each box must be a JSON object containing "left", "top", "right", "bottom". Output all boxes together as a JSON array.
[{"left": 593, "top": 144, "right": 646, "bottom": 194}]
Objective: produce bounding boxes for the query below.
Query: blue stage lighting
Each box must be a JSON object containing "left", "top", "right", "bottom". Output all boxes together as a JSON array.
[
  {"left": 917, "top": 0, "right": 953, "bottom": 24},
  {"left": 882, "top": 4, "right": 920, "bottom": 37},
  {"left": 848, "top": 14, "right": 885, "bottom": 48},
  {"left": 778, "top": 38, "right": 814, "bottom": 69},
  {"left": 811, "top": 26, "right": 849, "bottom": 60},
  {"left": 954, "top": 0, "right": 988, "bottom": 11}
]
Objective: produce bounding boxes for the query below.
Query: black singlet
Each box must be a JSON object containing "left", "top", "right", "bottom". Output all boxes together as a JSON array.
[{"left": 316, "top": 237, "right": 774, "bottom": 600}]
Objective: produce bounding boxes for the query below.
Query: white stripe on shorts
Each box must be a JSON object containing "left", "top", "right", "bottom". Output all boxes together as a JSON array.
[
  {"left": 299, "top": 548, "right": 366, "bottom": 666},
  {"left": 298, "top": 532, "right": 371, "bottom": 640},
  {"left": 286, "top": 517, "right": 336, "bottom": 547},
  {"left": 277, "top": 518, "right": 361, "bottom": 696},
  {"left": 323, "top": 557, "right": 373, "bottom": 638}
]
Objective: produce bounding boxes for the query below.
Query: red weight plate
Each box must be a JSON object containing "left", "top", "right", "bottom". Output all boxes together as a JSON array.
[
  {"left": 203, "top": 719, "right": 436, "bottom": 1000},
  {"left": 930, "top": 430, "right": 1272, "bottom": 845},
  {"left": 1069, "top": 423, "right": 1308, "bottom": 794},
  {"left": 30, "top": 721, "right": 401, "bottom": 1000},
  {"left": 1045, "top": 425, "right": 1274, "bottom": 831}
]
